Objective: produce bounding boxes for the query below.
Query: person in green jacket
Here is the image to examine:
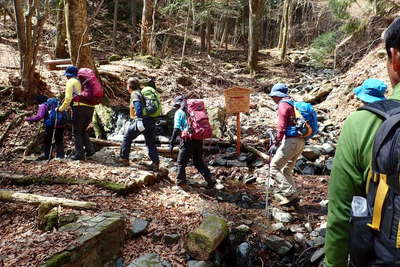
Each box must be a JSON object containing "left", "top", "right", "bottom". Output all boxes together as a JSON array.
[{"left": 324, "top": 18, "right": 400, "bottom": 266}]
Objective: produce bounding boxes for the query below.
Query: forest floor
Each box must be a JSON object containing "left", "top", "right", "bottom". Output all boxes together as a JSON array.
[{"left": 0, "top": 17, "right": 388, "bottom": 267}]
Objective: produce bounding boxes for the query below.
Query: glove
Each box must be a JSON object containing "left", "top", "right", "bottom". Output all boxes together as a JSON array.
[{"left": 136, "top": 118, "right": 145, "bottom": 132}]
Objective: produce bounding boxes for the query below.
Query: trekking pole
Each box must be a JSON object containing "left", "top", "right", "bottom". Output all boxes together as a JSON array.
[
  {"left": 265, "top": 131, "right": 274, "bottom": 219},
  {"left": 48, "top": 108, "right": 58, "bottom": 162}
]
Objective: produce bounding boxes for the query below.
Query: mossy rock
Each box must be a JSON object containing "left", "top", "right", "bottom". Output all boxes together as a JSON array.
[
  {"left": 186, "top": 216, "right": 228, "bottom": 260},
  {"left": 94, "top": 104, "right": 116, "bottom": 134},
  {"left": 133, "top": 55, "right": 162, "bottom": 69},
  {"left": 44, "top": 209, "right": 59, "bottom": 231},
  {"left": 42, "top": 251, "right": 71, "bottom": 267},
  {"left": 109, "top": 54, "right": 123, "bottom": 62}
]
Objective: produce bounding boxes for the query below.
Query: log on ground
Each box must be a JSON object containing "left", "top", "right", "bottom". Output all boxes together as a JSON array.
[{"left": 0, "top": 190, "right": 96, "bottom": 210}]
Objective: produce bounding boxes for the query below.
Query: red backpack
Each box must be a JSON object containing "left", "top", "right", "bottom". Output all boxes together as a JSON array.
[
  {"left": 73, "top": 68, "right": 104, "bottom": 105},
  {"left": 182, "top": 99, "right": 213, "bottom": 140}
]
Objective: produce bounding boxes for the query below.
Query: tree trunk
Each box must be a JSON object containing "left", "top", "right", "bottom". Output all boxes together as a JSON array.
[
  {"left": 206, "top": 10, "right": 211, "bottom": 53},
  {"left": 280, "top": 0, "right": 291, "bottom": 60},
  {"left": 0, "top": 190, "right": 97, "bottom": 210},
  {"left": 13, "top": 0, "right": 49, "bottom": 101},
  {"left": 112, "top": 0, "right": 119, "bottom": 51},
  {"left": 64, "top": 0, "right": 95, "bottom": 69},
  {"left": 141, "top": 0, "right": 153, "bottom": 55},
  {"left": 130, "top": 0, "right": 137, "bottom": 51},
  {"left": 149, "top": 0, "right": 158, "bottom": 56},
  {"left": 54, "top": 0, "right": 68, "bottom": 59},
  {"left": 200, "top": 0, "right": 206, "bottom": 52},
  {"left": 180, "top": 0, "right": 191, "bottom": 66},
  {"left": 248, "top": 0, "right": 263, "bottom": 75},
  {"left": 219, "top": 16, "right": 228, "bottom": 50}
]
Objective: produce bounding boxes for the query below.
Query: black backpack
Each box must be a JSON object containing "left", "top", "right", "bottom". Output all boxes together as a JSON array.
[{"left": 349, "top": 99, "right": 400, "bottom": 266}]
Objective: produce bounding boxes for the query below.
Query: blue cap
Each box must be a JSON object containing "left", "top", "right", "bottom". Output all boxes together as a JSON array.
[
  {"left": 63, "top": 66, "right": 78, "bottom": 77},
  {"left": 269, "top": 83, "right": 289, "bottom": 98},
  {"left": 353, "top": 78, "right": 387, "bottom": 103}
]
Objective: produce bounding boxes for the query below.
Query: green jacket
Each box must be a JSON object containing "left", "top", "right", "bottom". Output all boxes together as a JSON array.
[{"left": 324, "top": 83, "right": 400, "bottom": 267}]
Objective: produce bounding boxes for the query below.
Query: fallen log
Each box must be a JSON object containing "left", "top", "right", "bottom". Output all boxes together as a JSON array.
[
  {"left": 0, "top": 190, "right": 96, "bottom": 210},
  {"left": 0, "top": 168, "right": 169, "bottom": 195},
  {"left": 43, "top": 59, "right": 72, "bottom": 70}
]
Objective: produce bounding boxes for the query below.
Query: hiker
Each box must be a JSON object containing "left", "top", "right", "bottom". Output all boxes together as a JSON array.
[
  {"left": 25, "top": 96, "right": 67, "bottom": 160},
  {"left": 353, "top": 78, "right": 387, "bottom": 103},
  {"left": 58, "top": 66, "right": 96, "bottom": 160},
  {"left": 268, "top": 83, "right": 306, "bottom": 205},
  {"left": 120, "top": 77, "right": 161, "bottom": 171},
  {"left": 324, "top": 18, "right": 400, "bottom": 266},
  {"left": 169, "top": 96, "right": 216, "bottom": 188}
]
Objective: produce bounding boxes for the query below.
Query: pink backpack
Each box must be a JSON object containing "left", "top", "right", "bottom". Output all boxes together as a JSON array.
[
  {"left": 73, "top": 68, "right": 104, "bottom": 105},
  {"left": 182, "top": 99, "right": 213, "bottom": 140}
]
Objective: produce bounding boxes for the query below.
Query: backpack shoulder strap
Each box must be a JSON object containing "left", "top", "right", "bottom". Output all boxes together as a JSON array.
[{"left": 358, "top": 100, "right": 400, "bottom": 120}]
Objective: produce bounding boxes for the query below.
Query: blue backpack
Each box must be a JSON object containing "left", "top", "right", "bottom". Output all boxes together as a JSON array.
[
  {"left": 284, "top": 100, "right": 318, "bottom": 139},
  {"left": 44, "top": 98, "right": 67, "bottom": 127}
]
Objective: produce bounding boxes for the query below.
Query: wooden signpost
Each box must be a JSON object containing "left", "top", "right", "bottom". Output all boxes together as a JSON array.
[{"left": 223, "top": 87, "right": 252, "bottom": 156}]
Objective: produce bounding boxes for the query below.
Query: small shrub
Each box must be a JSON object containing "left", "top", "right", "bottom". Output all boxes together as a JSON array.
[{"left": 310, "top": 31, "right": 338, "bottom": 67}]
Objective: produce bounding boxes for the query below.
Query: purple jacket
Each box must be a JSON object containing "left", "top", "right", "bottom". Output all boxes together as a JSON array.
[{"left": 26, "top": 104, "right": 47, "bottom": 122}]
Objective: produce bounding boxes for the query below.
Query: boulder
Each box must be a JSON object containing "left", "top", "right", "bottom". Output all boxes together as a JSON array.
[
  {"left": 302, "top": 146, "right": 324, "bottom": 161},
  {"left": 129, "top": 218, "right": 150, "bottom": 237},
  {"left": 207, "top": 107, "right": 227, "bottom": 139},
  {"left": 133, "top": 55, "right": 162, "bottom": 69},
  {"left": 303, "top": 87, "right": 332, "bottom": 105},
  {"left": 265, "top": 235, "right": 293, "bottom": 256},
  {"left": 187, "top": 261, "right": 214, "bottom": 267},
  {"left": 186, "top": 216, "right": 229, "bottom": 260},
  {"left": 127, "top": 253, "right": 170, "bottom": 267},
  {"left": 272, "top": 208, "right": 292, "bottom": 223}
]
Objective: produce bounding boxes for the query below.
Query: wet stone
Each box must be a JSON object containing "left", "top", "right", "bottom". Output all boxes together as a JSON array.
[
  {"left": 130, "top": 218, "right": 150, "bottom": 237},
  {"left": 311, "top": 247, "right": 325, "bottom": 263},
  {"left": 164, "top": 233, "right": 180, "bottom": 245},
  {"left": 127, "top": 253, "right": 170, "bottom": 267},
  {"left": 265, "top": 235, "right": 293, "bottom": 256},
  {"left": 187, "top": 260, "right": 214, "bottom": 267}
]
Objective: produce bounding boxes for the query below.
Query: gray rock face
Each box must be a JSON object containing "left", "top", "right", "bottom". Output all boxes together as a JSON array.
[
  {"left": 272, "top": 208, "right": 292, "bottom": 223},
  {"left": 236, "top": 242, "right": 252, "bottom": 266},
  {"left": 127, "top": 253, "right": 171, "bottom": 267},
  {"left": 265, "top": 235, "right": 293, "bottom": 255},
  {"left": 130, "top": 218, "right": 150, "bottom": 237},
  {"left": 187, "top": 260, "right": 214, "bottom": 267}
]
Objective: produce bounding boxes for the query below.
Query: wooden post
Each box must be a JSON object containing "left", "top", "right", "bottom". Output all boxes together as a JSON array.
[{"left": 236, "top": 113, "right": 241, "bottom": 156}]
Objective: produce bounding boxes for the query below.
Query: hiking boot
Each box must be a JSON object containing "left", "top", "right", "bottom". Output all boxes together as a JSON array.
[
  {"left": 147, "top": 162, "right": 159, "bottom": 172},
  {"left": 206, "top": 180, "right": 217, "bottom": 189},
  {"left": 37, "top": 155, "right": 49, "bottom": 161},
  {"left": 86, "top": 150, "right": 96, "bottom": 157},
  {"left": 70, "top": 154, "right": 84, "bottom": 161},
  {"left": 177, "top": 179, "right": 188, "bottom": 187},
  {"left": 118, "top": 158, "right": 130, "bottom": 166}
]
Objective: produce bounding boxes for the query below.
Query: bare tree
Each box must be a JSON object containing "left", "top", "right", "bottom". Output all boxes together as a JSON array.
[
  {"left": 54, "top": 0, "right": 68, "bottom": 58},
  {"left": 280, "top": 0, "right": 292, "bottom": 60},
  {"left": 141, "top": 0, "right": 153, "bottom": 55},
  {"left": 1, "top": 0, "right": 15, "bottom": 23},
  {"left": 248, "top": 0, "right": 263, "bottom": 75},
  {"left": 112, "top": 0, "right": 119, "bottom": 51},
  {"left": 13, "top": 0, "right": 49, "bottom": 100},
  {"left": 181, "top": 0, "right": 191, "bottom": 66},
  {"left": 149, "top": 0, "right": 158, "bottom": 55},
  {"left": 64, "top": 0, "right": 95, "bottom": 69}
]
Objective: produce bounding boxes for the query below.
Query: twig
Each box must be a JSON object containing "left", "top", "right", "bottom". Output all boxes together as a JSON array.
[
  {"left": 0, "top": 113, "right": 27, "bottom": 145},
  {"left": 79, "top": 194, "right": 113, "bottom": 199}
]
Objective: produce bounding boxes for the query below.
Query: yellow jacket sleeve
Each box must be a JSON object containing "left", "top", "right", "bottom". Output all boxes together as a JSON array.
[{"left": 59, "top": 78, "right": 81, "bottom": 111}]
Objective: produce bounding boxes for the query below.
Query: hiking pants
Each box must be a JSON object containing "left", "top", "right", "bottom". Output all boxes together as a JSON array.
[
  {"left": 177, "top": 140, "right": 212, "bottom": 183},
  {"left": 270, "top": 137, "right": 305, "bottom": 197},
  {"left": 72, "top": 106, "right": 95, "bottom": 158},
  {"left": 44, "top": 126, "right": 65, "bottom": 158},
  {"left": 120, "top": 117, "right": 159, "bottom": 164}
]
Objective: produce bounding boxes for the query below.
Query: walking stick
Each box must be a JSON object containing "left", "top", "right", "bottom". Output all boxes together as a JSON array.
[
  {"left": 265, "top": 130, "right": 274, "bottom": 219},
  {"left": 48, "top": 109, "right": 58, "bottom": 162}
]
